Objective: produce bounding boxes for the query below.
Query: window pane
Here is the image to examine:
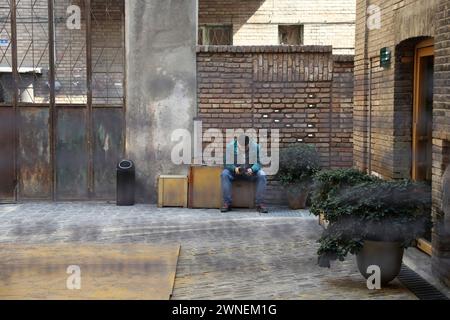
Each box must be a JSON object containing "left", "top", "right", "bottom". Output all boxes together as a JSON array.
[
  {"left": 91, "top": 0, "right": 124, "bottom": 106},
  {"left": 208, "top": 26, "right": 232, "bottom": 45},
  {"left": 54, "top": 0, "right": 87, "bottom": 104},
  {"left": 198, "top": 25, "right": 232, "bottom": 45},
  {"left": 0, "top": 1, "right": 13, "bottom": 104},
  {"left": 16, "top": 0, "right": 51, "bottom": 104},
  {"left": 279, "top": 25, "right": 303, "bottom": 45}
]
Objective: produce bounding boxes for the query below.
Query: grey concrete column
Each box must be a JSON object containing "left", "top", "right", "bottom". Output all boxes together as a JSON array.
[{"left": 125, "top": 0, "right": 197, "bottom": 203}]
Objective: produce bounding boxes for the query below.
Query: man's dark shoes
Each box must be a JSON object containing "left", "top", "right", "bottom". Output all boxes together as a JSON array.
[
  {"left": 220, "top": 203, "right": 231, "bottom": 212},
  {"left": 256, "top": 204, "right": 269, "bottom": 214}
]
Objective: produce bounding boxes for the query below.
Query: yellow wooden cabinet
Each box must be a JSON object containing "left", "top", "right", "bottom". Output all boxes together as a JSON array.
[
  {"left": 189, "top": 166, "right": 223, "bottom": 209},
  {"left": 157, "top": 175, "right": 188, "bottom": 208}
]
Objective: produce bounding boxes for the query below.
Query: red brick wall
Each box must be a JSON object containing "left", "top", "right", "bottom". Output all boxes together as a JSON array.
[
  {"left": 432, "top": 0, "right": 450, "bottom": 287},
  {"left": 196, "top": 45, "right": 354, "bottom": 204}
]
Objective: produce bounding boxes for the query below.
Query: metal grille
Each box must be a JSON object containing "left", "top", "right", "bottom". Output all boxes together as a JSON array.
[
  {"left": 54, "top": 0, "right": 87, "bottom": 104},
  {"left": 91, "top": 0, "right": 124, "bottom": 106},
  {"left": 198, "top": 25, "right": 232, "bottom": 45},
  {"left": 398, "top": 264, "right": 449, "bottom": 300},
  {"left": 0, "top": 0, "right": 125, "bottom": 201},
  {"left": 16, "top": 0, "right": 50, "bottom": 104},
  {"left": 0, "top": 0, "right": 13, "bottom": 104}
]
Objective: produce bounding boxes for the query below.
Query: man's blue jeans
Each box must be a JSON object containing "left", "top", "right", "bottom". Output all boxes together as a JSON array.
[{"left": 221, "top": 169, "right": 267, "bottom": 206}]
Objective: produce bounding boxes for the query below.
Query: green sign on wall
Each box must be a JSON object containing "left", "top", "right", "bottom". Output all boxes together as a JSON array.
[{"left": 380, "top": 47, "right": 391, "bottom": 68}]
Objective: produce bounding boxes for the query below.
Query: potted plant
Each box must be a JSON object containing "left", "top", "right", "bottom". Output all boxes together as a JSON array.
[
  {"left": 310, "top": 169, "right": 378, "bottom": 226},
  {"left": 316, "top": 180, "right": 431, "bottom": 285},
  {"left": 276, "top": 144, "right": 321, "bottom": 209},
  {"left": 310, "top": 168, "right": 378, "bottom": 217}
]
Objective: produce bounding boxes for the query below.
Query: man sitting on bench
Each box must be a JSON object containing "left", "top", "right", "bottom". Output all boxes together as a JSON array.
[{"left": 220, "top": 135, "right": 268, "bottom": 213}]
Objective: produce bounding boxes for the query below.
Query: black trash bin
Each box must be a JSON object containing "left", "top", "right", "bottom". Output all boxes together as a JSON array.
[{"left": 117, "top": 159, "right": 135, "bottom": 206}]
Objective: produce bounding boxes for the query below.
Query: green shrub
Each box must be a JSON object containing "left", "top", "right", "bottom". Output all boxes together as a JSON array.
[
  {"left": 317, "top": 180, "right": 432, "bottom": 267},
  {"left": 276, "top": 144, "right": 321, "bottom": 187},
  {"left": 310, "top": 168, "right": 378, "bottom": 216}
]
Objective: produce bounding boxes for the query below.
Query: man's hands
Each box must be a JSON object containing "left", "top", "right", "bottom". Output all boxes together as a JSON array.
[{"left": 235, "top": 167, "right": 253, "bottom": 176}]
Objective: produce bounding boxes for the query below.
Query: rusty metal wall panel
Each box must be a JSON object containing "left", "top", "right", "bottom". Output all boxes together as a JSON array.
[
  {"left": 0, "top": 108, "right": 15, "bottom": 201},
  {"left": 56, "top": 108, "right": 88, "bottom": 200},
  {"left": 18, "top": 108, "right": 51, "bottom": 199},
  {"left": 93, "top": 108, "right": 124, "bottom": 199}
]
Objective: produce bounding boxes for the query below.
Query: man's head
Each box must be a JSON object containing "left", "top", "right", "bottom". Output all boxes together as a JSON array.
[{"left": 237, "top": 134, "right": 250, "bottom": 150}]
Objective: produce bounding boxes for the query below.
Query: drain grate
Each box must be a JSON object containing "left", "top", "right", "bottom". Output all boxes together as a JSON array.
[{"left": 398, "top": 264, "right": 449, "bottom": 300}]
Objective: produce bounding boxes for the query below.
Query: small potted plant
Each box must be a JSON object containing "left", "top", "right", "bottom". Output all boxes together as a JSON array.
[
  {"left": 316, "top": 180, "right": 431, "bottom": 285},
  {"left": 276, "top": 144, "right": 321, "bottom": 209}
]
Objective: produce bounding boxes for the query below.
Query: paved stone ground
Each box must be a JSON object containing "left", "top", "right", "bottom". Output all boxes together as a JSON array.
[{"left": 0, "top": 202, "right": 417, "bottom": 300}]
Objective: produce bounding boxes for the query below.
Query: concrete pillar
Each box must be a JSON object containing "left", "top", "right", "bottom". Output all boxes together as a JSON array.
[{"left": 125, "top": 0, "right": 197, "bottom": 202}]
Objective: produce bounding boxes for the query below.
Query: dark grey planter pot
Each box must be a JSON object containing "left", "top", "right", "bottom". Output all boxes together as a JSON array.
[{"left": 356, "top": 240, "right": 404, "bottom": 285}]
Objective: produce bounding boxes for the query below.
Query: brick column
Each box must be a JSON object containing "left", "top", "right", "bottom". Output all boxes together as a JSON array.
[{"left": 432, "top": 0, "right": 450, "bottom": 286}]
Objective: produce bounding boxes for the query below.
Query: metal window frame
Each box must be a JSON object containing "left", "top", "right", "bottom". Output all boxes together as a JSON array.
[
  {"left": 198, "top": 24, "right": 233, "bottom": 45},
  {"left": 2, "top": 0, "right": 126, "bottom": 201}
]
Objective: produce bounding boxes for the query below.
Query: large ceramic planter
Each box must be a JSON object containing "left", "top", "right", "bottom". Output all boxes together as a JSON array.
[
  {"left": 356, "top": 240, "right": 404, "bottom": 285},
  {"left": 286, "top": 189, "right": 309, "bottom": 209}
]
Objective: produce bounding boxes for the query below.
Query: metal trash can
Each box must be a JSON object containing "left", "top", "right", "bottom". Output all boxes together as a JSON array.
[{"left": 117, "top": 159, "right": 135, "bottom": 206}]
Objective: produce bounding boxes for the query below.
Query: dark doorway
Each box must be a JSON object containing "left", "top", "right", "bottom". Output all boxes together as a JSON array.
[
  {"left": 413, "top": 41, "right": 434, "bottom": 183},
  {"left": 413, "top": 39, "right": 434, "bottom": 250}
]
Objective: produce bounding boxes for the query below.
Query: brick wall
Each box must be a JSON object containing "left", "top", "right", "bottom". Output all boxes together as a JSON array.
[
  {"left": 354, "top": 0, "right": 449, "bottom": 286},
  {"left": 197, "top": 45, "right": 354, "bottom": 204},
  {"left": 432, "top": 0, "right": 450, "bottom": 287},
  {"left": 354, "top": 0, "right": 438, "bottom": 179},
  {"left": 198, "top": 0, "right": 356, "bottom": 54}
]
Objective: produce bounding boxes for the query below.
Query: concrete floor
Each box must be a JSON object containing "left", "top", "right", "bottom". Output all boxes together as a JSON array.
[{"left": 0, "top": 202, "right": 430, "bottom": 300}]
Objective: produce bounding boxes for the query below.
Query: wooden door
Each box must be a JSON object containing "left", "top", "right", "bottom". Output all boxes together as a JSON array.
[
  {"left": 413, "top": 40, "right": 434, "bottom": 253},
  {"left": 413, "top": 41, "right": 434, "bottom": 183}
]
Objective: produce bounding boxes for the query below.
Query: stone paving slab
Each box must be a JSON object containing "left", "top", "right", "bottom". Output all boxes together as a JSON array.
[
  {"left": 0, "top": 244, "right": 180, "bottom": 300},
  {"left": 0, "top": 202, "right": 417, "bottom": 300}
]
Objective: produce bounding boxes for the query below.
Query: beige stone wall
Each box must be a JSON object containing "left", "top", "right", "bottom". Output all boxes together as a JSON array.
[{"left": 198, "top": 0, "right": 356, "bottom": 54}]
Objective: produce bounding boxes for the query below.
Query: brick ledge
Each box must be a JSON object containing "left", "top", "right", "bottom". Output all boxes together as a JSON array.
[{"left": 196, "top": 45, "right": 333, "bottom": 53}]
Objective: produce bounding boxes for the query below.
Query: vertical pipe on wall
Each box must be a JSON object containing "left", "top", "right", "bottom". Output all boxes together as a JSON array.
[
  {"left": 363, "top": 0, "right": 370, "bottom": 172},
  {"left": 48, "top": 0, "right": 56, "bottom": 200},
  {"left": 368, "top": 58, "right": 372, "bottom": 174},
  {"left": 85, "top": 0, "right": 94, "bottom": 198},
  {"left": 10, "top": 0, "right": 18, "bottom": 201}
]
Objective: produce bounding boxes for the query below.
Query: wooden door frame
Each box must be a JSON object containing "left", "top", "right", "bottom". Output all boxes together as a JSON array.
[
  {"left": 412, "top": 40, "right": 434, "bottom": 181},
  {"left": 412, "top": 39, "right": 434, "bottom": 256}
]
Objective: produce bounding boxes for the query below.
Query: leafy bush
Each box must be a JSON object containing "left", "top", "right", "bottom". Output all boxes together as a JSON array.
[
  {"left": 317, "top": 180, "right": 432, "bottom": 267},
  {"left": 276, "top": 144, "right": 321, "bottom": 187},
  {"left": 310, "top": 168, "right": 378, "bottom": 216}
]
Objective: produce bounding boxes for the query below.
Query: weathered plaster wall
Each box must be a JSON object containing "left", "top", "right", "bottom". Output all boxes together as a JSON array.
[{"left": 126, "top": 0, "right": 197, "bottom": 202}]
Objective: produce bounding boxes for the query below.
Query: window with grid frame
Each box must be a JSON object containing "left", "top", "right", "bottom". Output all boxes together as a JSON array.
[
  {"left": 198, "top": 25, "right": 233, "bottom": 45},
  {"left": 278, "top": 25, "right": 304, "bottom": 45}
]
